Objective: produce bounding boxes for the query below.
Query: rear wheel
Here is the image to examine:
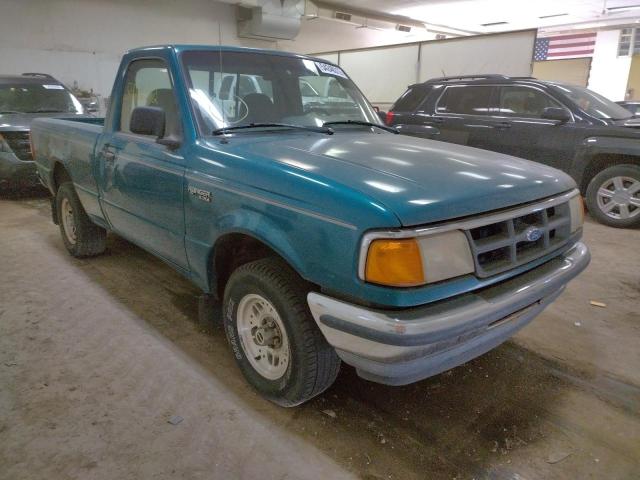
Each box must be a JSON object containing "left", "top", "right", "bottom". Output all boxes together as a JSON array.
[
  {"left": 56, "top": 182, "right": 107, "bottom": 257},
  {"left": 586, "top": 164, "right": 640, "bottom": 228},
  {"left": 223, "top": 257, "right": 340, "bottom": 407}
]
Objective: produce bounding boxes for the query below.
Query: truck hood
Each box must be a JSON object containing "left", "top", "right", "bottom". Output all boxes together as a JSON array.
[
  {"left": 0, "top": 112, "right": 90, "bottom": 131},
  {"left": 217, "top": 131, "right": 576, "bottom": 227}
]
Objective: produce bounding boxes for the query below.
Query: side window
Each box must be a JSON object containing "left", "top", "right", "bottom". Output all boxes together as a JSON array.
[
  {"left": 120, "top": 59, "right": 181, "bottom": 137},
  {"left": 496, "top": 86, "right": 563, "bottom": 118},
  {"left": 436, "top": 86, "right": 493, "bottom": 115},
  {"left": 392, "top": 86, "right": 429, "bottom": 112}
]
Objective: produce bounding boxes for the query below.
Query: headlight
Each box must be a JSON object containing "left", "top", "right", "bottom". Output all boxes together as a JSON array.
[
  {"left": 361, "top": 230, "right": 475, "bottom": 287},
  {"left": 569, "top": 194, "right": 585, "bottom": 233}
]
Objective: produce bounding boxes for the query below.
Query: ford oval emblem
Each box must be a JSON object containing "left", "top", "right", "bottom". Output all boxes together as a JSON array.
[{"left": 525, "top": 227, "right": 543, "bottom": 242}]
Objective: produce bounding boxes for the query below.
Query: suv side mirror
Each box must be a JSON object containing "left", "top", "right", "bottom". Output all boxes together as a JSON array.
[
  {"left": 130, "top": 106, "right": 165, "bottom": 137},
  {"left": 542, "top": 107, "right": 571, "bottom": 123}
]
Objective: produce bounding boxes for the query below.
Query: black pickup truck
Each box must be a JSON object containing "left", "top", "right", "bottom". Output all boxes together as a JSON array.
[
  {"left": 0, "top": 73, "right": 86, "bottom": 191},
  {"left": 385, "top": 75, "right": 640, "bottom": 228}
]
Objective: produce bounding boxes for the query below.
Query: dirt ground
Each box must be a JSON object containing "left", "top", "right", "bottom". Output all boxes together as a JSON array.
[{"left": 1, "top": 193, "right": 639, "bottom": 480}]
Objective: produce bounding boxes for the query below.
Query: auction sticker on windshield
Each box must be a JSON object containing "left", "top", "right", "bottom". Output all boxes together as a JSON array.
[
  {"left": 315, "top": 62, "right": 347, "bottom": 79},
  {"left": 42, "top": 85, "right": 65, "bottom": 90}
]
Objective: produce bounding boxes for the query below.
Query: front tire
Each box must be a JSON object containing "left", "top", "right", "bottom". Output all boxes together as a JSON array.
[
  {"left": 56, "top": 182, "right": 107, "bottom": 257},
  {"left": 223, "top": 257, "right": 340, "bottom": 407},
  {"left": 586, "top": 164, "right": 640, "bottom": 228}
]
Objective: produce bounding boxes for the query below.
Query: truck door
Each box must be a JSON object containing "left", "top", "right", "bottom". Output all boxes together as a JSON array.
[{"left": 97, "top": 57, "right": 188, "bottom": 269}]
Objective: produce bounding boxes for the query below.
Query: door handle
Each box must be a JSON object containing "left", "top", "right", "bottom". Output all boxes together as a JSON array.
[
  {"left": 492, "top": 121, "right": 512, "bottom": 129},
  {"left": 102, "top": 144, "right": 117, "bottom": 163}
]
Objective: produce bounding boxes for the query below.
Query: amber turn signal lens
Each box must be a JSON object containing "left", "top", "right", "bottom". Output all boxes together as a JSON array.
[{"left": 365, "top": 238, "right": 425, "bottom": 287}]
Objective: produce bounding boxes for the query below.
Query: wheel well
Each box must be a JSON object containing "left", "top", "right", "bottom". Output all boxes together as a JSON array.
[
  {"left": 51, "top": 162, "right": 72, "bottom": 194},
  {"left": 211, "top": 233, "right": 294, "bottom": 299},
  {"left": 581, "top": 154, "right": 640, "bottom": 192}
]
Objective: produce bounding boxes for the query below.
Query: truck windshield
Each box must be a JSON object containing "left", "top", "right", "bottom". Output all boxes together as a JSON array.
[
  {"left": 550, "top": 83, "right": 632, "bottom": 121},
  {"left": 180, "top": 50, "right": 381, "bottom": 134},
  {"left": 0, "top": 83, "right": 83, "bottom": 114}
]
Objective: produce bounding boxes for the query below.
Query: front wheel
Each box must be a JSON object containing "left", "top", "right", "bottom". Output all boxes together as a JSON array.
[
  {"left": 585, "top": 164, "right": 640, "bottom": 228},
  {"left": 223, "top": 257, "right": 340, "bottom": 407}
]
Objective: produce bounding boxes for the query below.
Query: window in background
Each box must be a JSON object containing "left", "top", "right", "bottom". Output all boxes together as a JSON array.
[{"left": 618, "top": 28, "right": 640, "bottom": 56}]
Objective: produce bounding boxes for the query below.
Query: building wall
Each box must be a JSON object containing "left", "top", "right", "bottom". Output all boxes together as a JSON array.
[
  {"left": 0, "top": 0, "right": 274, "bottom": 102},
  {"left": 587, "top": 29, "right": 632, "bottom": 101},
  {"left": 626, "top": 55, "right": 640, "bottom": 100},
  {"left": 279, "top": 16, "right": 436, "bottom": 54},
  {"left": 532, "top": 58, "right": 591, "bottom": 87}
]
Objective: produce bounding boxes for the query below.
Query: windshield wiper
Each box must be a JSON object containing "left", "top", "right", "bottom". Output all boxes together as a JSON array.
[
  {"left": 323, "top": 120, "right": 398, "bottom": 134},
  {"left": 212, "top": 123, "right": 334, "bottom": 136}
]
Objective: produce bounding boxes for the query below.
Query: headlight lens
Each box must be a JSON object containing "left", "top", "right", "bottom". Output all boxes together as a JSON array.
[
  {"left": 569, "top": 194, "right": 585, "bottom": 233},
  {"left": 363, "top": 230, "right": 475, "bottom": 287}
]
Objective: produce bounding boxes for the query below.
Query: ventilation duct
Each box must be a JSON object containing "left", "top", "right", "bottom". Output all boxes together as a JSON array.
[{"left": 237, "top": 0, "right": 304, "bottom": 40}]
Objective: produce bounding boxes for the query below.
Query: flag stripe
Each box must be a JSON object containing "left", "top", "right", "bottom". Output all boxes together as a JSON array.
[
  {"left": 547, "top": 49, "right": 594, "bottom": 57},
  {"left": 548, "top": 40, "right": 596, "bottom": 48},
  {"left": 546, "top": 32, "right": 596, "bottom": 41}
]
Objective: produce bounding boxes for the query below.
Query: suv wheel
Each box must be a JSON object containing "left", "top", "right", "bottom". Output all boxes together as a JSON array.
[
  {"left": 223, "top": 257, "right": 341, "bottom": 406},
  {"left": 586, "top": 164, "right": 640, "bottom": 228}
]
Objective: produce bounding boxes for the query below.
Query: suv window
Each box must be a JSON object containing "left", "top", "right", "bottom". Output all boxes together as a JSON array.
[
  {"left": 495, "top": 86, "right": 563, "bottom": 118},
  {"left": 120, "top": 59, "right": 180, "bottom": 137},
  {"left": 436, "top": 85, "right": 492, "bottom": 115},
  {"left": 392, "top": 85, "right": 429, "bottom": 112}
]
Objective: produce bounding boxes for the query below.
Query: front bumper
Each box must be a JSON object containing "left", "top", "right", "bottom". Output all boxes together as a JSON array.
[{"left": 308, "top": 242, "right": 590, "bottom": 385}]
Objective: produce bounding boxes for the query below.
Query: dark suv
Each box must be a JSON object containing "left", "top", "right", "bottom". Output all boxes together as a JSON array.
[
  {"left": 0, "top": 73, "right": 85, "bottom": 191},
  {"left": 386, "top": 75, "right": 640, "bottom": 228}
]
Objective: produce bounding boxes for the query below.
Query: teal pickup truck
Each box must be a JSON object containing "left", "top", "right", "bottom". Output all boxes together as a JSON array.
[{"left": 32, "top": 45, "right": 590, "bottom": 406}]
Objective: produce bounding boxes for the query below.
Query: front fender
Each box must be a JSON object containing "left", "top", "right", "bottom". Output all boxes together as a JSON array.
[
  {"left": 572, "top": 136, "right": 640, "bottom": 189},
  {"left": 214, "top": 208, "right": 306, "bottom": 276}
]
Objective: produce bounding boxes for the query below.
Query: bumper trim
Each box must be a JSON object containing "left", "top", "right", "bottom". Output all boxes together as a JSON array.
[{"left": 307, "top": 242, "right": 589, "bottom": 384}]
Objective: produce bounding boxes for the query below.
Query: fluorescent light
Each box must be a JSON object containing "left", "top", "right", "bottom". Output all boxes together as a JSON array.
[
  {"left": 539, "top": 13, "right": 569, "bottom": 19},
  {"left": 481, "top": 21, "right": 508, "bottom": 26},
  {"left": 606, "top": 4, "right": 640, "bottom": 11}
]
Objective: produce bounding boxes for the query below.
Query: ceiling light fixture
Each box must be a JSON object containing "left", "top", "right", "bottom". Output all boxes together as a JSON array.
[
  {"left": 606, "top": 4, "right": 640, "bottom": 11},
  {"left": 539, "top": 13, "right": 569, "bottom": 19}
]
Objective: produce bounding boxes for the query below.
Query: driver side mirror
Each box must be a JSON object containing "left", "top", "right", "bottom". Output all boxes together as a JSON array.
[
  {"left": 130, "top": 106, "right": 165, "bottom": 137},
  {"left": 130, "top": 106, "right": 181, "bottom": 149},
  {"left": 542, "top": 107, "right": 571, "bottom": 123}
]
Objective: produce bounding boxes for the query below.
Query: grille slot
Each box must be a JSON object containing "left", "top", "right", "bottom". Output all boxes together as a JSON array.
[
  {"left": 2, "top": 131, "right": 32, "bottom": 160},
  {"left": 465, "top": 202, "right": 572, "bottom": 277}
]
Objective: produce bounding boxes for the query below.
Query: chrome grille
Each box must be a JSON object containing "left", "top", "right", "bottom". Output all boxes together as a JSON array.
[
  {"left": 465, "top": 201, "right": 572, "bottom": 278},
  {"left": 2, "top": 131, "right": 32, "bottom": 160}
]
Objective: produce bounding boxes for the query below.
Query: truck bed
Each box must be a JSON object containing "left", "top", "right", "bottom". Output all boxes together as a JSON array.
[{"left": 31, "top": 117, "right": 105, "bottom": 224}]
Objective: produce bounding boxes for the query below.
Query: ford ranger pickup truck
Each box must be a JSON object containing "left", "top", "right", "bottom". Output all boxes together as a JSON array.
[{"left": 32, "top": 45, "right": 590, "bottom": 406}]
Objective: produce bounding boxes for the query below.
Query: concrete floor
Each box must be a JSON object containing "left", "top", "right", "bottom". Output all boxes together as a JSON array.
[{"left": 1, "top": 193, "right": 639, "bottom": 480}]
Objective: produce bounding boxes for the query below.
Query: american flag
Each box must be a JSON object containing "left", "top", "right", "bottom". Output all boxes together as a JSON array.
[{"left": 534, "top": 32, "right": 597, "bottom": 61}]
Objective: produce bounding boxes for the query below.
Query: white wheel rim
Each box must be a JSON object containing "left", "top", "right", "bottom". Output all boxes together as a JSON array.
[
  {"left": 237, "top": 294, "right": 290, "bottom": 380},
  {"left": 596, "top": 176, "right": 640, "bottom": 220},
  {"left": 60, "top": 197, "right": 77, "bottom": 244}
]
